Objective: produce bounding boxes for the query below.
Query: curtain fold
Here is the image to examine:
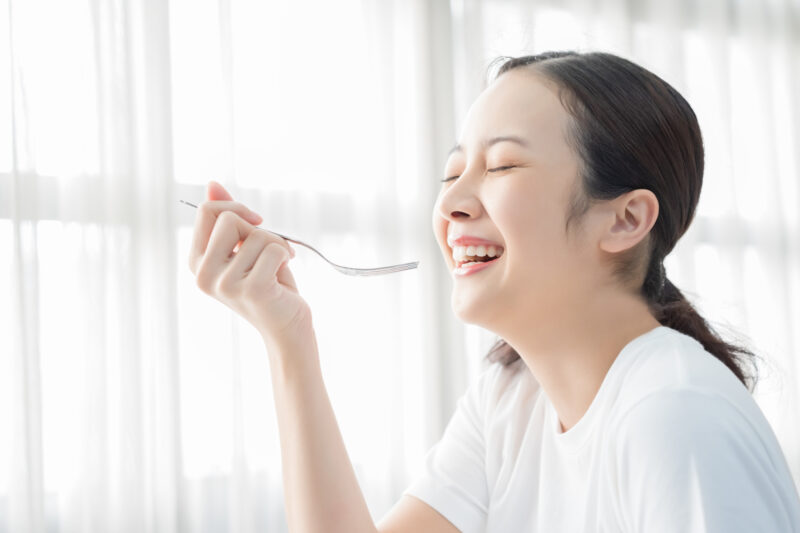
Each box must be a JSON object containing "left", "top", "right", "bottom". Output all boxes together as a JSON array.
[
  {"left": 2, "top": 0, "right": 457, "bottom": 531},
  {"left": 1, "top": 0, "right": 798, "bottom": 532}
]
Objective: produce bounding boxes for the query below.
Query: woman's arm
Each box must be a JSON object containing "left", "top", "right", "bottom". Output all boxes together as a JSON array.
[
  {"left": 201, "top": 249, "right": 461, "bottom": 532},
  {"left": 267, "top": 335, "right": 463, "bottom": 533},
  {"left": 265, "top": 335, "right": 377, "bottom": 533},
  {"left": 189, "top": 182, "right": 459, "bottom": 533}
]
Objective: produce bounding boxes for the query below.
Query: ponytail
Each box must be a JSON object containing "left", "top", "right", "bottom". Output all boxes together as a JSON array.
[{"left": 647, "top": 265, "right": 759, "bottom": 392}]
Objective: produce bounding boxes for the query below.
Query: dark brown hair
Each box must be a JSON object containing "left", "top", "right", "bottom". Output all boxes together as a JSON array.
[{"left": 483, "top": 51, "right": 759, "bottom": 392}]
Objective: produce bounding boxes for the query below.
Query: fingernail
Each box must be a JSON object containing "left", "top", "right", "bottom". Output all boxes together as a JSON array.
[
  {"left": 249, "top": 211, "right": 263, "bottom": 223},
  {"left": 289, "top": 245, "right": 296, "bottom": 258}
]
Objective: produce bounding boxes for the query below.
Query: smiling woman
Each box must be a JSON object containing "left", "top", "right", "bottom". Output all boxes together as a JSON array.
[
  {"left": 4, "top": 0, "right": 800, "bottom": 529},
  {"left": 387, "top": 50, "right": 800, "bottom": 532}
]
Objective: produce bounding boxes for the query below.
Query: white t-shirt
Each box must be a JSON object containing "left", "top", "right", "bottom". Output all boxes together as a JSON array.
[{"left": 404, "top": 326, "right": 800, "bottom": 532}]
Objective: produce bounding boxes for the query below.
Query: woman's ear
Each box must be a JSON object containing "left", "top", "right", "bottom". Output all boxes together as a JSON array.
[{"left": 598, "top": 189, "right": 659, "bottom": 254}]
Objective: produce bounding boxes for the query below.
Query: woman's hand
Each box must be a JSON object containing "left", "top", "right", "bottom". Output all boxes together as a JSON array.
[{"left": 188, "top": 181, "right": 314, "bottom": 354}]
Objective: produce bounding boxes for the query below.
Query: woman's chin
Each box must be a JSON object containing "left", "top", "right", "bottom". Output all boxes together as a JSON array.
[{"left": 451, "top": 291, "right": 494, "bottom": 326}]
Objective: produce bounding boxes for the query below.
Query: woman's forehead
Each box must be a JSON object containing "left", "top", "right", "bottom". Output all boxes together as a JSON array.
[{"left": 458, "top": 70, "right": 569, "bottom": 151}]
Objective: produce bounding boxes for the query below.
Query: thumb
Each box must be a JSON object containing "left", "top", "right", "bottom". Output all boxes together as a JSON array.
[{"left": 207, "top": 180, "right": 234, "bottom": 201}]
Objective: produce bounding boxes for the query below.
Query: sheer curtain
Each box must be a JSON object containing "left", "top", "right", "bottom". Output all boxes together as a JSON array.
[
  {"left": 2, "top": 0, "right": 799, "bottom": 532},
  {"left": 1, "top": 0, "right": 461, "bottom": 531}
]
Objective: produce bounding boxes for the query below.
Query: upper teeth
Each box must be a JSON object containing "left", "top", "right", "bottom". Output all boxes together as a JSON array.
[{"left": 452, "top": 245, "right": 504, "bottom": 263}]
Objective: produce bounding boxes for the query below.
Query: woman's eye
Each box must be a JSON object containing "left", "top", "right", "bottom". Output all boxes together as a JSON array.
[
  {"left": 440, "top": 165, "right": 515, "bottom": 183},
  {"left": 488, "top": 165, "right": 515, "bottom": 173}
]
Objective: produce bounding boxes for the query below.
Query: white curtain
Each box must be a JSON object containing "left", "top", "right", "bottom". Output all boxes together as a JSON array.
[{"left": 1, "top": 0, "right": 798, "bottom": 532}]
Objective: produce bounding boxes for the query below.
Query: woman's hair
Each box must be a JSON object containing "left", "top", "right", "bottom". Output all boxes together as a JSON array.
[{"left": 483, "top": 50, "right": 760, "bottom": 392}]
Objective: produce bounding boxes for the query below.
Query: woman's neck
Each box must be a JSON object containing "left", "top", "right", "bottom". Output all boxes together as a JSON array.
[{"left": 498, "top": 288, "right": 661, "bottom": 433}]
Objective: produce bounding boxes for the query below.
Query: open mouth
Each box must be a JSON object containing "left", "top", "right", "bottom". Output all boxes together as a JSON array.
[{"left": 451, "top": 244, "right": 505, "bottom": 268}]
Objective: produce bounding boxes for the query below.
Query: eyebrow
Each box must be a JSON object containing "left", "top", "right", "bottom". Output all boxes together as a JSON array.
[{"left": 447, "top": 135, "right": 530, "bottom": 157}]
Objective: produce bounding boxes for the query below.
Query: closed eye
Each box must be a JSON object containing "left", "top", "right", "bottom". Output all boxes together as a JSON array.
[{"left": 440, "top": 165, "right": 516, "bottom": 182}]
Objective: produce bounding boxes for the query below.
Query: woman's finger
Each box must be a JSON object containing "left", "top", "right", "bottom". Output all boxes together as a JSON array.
[
  {"left": 202, "top": 211, "right": 260, "bottom": 269},
  {"left": 274, "top": 247, "right": 298, "bottom": 291},
  {"left": 189, "top": 200, "right": 263, "bottom": 273},
  {"left": 194, "top": 210, "right": 296, "bottom": 290},
  {"left": 207, "top": 180, "right": 233, "bottom": 201},
  {"left": 249, "top": 242, "right": 298, "bottom": 292},
  {"left": 195, "top": 212, "right": 247, "bottom": 290},
  {"left": 226, "top": 228, "right": 273, "bottom": 278}
]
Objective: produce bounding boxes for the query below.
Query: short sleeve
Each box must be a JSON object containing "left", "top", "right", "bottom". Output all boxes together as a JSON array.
[
  {"left": 402, "top": 364, "right": 499, "bottom": 533},
  {"left": 614, "top": 388, "right": 800, "bottom": 533}
]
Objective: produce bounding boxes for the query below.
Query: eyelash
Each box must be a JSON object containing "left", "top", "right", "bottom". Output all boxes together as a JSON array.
[{"left": 440, "top": 166, "right": 515, "bottom": 183}]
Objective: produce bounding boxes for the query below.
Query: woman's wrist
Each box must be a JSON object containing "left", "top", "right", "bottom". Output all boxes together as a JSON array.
[{"left": 262, "top": 328, "right": 321, "bottom": 384}]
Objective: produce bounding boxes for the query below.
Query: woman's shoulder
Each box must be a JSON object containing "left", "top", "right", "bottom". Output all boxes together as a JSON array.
[
  {"left": 613, "top": 326, "right": 754, "bottom": 416},
  {"left": 608, "top": 383, "right": 800, "bottom": 531},
  {"left": 608, "top": 327, "right": 779, "bottom": 457}
]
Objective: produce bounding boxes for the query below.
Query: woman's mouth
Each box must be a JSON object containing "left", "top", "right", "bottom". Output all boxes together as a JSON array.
[{"left": 451, "top": 244, "right": 504, "bottom": 276}]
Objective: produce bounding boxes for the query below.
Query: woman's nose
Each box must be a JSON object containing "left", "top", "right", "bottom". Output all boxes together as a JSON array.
[{"left": 436, "top": 177, "right": 483, "bottom": 221}]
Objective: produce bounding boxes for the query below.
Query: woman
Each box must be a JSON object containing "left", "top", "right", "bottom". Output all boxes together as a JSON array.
[{"left": 188, "top": 51, "right": 800, "bottom": 532}]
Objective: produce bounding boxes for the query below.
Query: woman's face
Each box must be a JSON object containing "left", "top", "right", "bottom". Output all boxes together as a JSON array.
[{"left": 432, "top": 69, "right": 602, "bottom": 331}]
